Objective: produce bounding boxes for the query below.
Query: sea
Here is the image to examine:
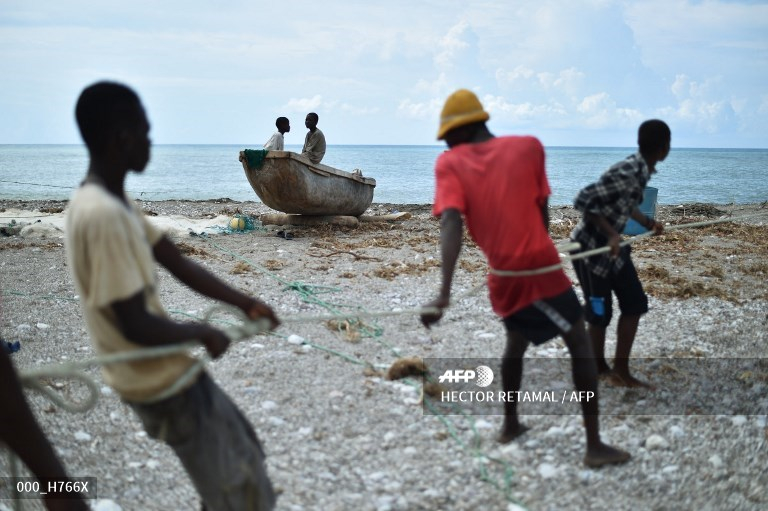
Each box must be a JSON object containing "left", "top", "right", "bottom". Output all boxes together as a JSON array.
[{"left": 1, "top": 144, "right": 766, "bottom": 206}]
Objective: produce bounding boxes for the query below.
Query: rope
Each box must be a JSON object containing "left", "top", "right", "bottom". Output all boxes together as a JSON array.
[{"left": 18, "top": 306, "right": 273, "bottom": 412}]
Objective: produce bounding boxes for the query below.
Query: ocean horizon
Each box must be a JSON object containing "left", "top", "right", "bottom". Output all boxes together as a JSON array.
[{"left": 1, "top": 144, "right": 767, "bottom": 206}]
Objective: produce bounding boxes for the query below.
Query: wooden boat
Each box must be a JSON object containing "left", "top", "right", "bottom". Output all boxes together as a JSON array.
[{"left": 239, "top": 150, "right": 376, "bottom": 216}]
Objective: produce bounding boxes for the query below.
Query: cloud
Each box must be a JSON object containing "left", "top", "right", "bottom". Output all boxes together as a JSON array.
[
  {"left": 434, "top": 21, "right": 470, "bottom": 70},
  {"left": 285, "top": 95, "right": 324, "bottom": 112},
  {"left": 576, "top": 93, "right": 643, "bottom": 129},
  {"left": 396, "top": 97, "right": 444, "bottom": 121},
  {"left": 661, "top": 74, "right": 737, "bottom": 134}
]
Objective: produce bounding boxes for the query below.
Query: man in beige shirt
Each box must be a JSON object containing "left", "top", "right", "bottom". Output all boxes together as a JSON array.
[
  {"left": 67, "top": 81, "right": 279, "bottom": 510},
  {"left": 301, "top": 112, "right": 326, "bottom": 163}
]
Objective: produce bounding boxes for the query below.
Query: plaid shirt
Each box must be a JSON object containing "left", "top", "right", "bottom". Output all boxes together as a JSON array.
[{"left": 571, "top": 152, "right": 650, "bottom": 277}]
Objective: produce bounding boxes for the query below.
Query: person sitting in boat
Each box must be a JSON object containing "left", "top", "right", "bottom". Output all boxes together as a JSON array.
[
  {"left": 263, "top": 116, "right": 290, "bottom": 151},
  {"left": 301, "top": 112, "right": 326, "bottom": 164}
]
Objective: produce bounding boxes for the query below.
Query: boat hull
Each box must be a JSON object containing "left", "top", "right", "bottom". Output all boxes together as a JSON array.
[{"left": 240, "top": 151, "right": 376, "bottom": 216}]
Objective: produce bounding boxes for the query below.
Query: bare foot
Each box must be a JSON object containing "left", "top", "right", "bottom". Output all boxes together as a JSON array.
[
  {"left": 606, "top": 371, "right": 656, "bottom": 390},
  {"left": 596, "top": 359, "right": 612, "bottom": 375},
  {"left": 497, "top": 423, "right": 530, "bottom": 444},
  {"left": 584, "top": 443, "right": 631, "bottom": 468},
  {"left": 598, "top": 369, "right": 615, "bottom": 381}
]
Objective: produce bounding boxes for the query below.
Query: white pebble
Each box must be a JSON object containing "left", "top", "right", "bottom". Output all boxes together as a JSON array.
[
  {"left": 368, "top": 471, "right": 387, "bottom": 482},
  {"left": 508, "top": 504, "right": 527, "bottom": 511},
  {"left": 709, "top": 454, "right": 724, "bottom": 469},
  {"left": 146, "top": 459, "right": 160, "bottom": 469},
  {"left": 250, "top": 343, "right": 265, "bottom": 349},
  {"left": 668, "top": 425, "right": 685, "bottom": 438},
  {"left": 287, "top": 334, "right": 304, "bottom": 345},
  {"left": 100, "top": 386, "right": 113, "bottom": 396},
  {"left": 474, "top": 419, "right": 494, "bottom": 430},
  {"left": 545, "top": 426, "right": 566, "bottom": 437},
  {"left": 537, "top": 462, "right": 558, "bottom": 479},
  {"left": 92, "top": 500, "right": 123, "bottom": 511},
  {"left": 645, "top": 434, "right": 669, "bottom": 450},
  {"left": 662, "top": 465, "right": 678, "bottom": 474},
  {"left": 36, "top": 323, "right": 50, "bottom": 329},
  {"left": 731, "top": 415, "right": 747, "bottom": 426},
  {"left": 74, "top": 430, "right": 92, "bottom": 442},
  {"left": 261, "top": 400, "right": 278, "bottom": 410}
]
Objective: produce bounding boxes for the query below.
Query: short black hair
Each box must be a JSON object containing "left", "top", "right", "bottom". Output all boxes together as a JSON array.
[
  {"left": 75, "top": 81, "right": 142, "bottom": 153},
  {"left": 276, "top": 116, "right": 289, "bottom": 128},
  {"left": 638, "top": 119, "right": 671, "bottom": 154},
  {"left": 307, "top": 112, "right": 319, "bottom": 122}
]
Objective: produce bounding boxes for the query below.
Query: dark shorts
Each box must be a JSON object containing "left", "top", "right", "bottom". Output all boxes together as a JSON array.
[
  {"left": 572, "top": 247, "right": 648, "bottom": 327},
  {"left": 502, "top": 288, "right": 584, "bottom": 345},
  {"left": 129, "top": 372, "right": 276, "bottom": 511}
]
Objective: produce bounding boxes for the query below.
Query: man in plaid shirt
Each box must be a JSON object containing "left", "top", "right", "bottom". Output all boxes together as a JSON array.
[{"left": 571, "top": 120, "right": 670, "bottom": 388}]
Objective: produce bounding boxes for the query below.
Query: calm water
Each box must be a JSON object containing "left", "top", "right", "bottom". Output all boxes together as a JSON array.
[{"left": 1, "top": 144, "right": 766, "bottom": 205}]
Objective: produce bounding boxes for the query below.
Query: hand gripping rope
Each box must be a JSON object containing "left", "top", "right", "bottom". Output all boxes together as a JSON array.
[{"left": 18, "top": 306, "right": 273, "bottom": 412}]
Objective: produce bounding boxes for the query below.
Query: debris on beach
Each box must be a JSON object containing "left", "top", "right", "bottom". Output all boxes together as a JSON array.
[{"left": 386, "top": 356, "right": 428, "bottom": 381}]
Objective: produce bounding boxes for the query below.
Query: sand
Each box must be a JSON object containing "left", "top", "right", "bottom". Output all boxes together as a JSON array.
[{"left": 1, "top": 199, "right": 767, "bottom": 510}]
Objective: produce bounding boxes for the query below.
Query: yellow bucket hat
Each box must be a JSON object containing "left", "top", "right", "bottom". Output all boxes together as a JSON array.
[{"left": 437, "top": 89, "right": 490, "bottom": 140}]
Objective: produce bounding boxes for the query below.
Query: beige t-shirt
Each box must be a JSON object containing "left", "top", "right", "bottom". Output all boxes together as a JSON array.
[
  {"left": 66, "top": 184, "right": 198, "bottom": 402},
  {"left": 301, "top": 128, "right": 326, "bottom": 164}
]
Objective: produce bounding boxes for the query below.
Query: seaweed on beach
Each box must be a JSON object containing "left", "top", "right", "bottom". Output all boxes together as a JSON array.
[
  {"left": 176, "top": 241, "right": 210, "bottom": 258},
  {"left": 371, "top": 259, "right": 441, "bottom": 280},
  {"left": 230, "top": 261, "right": 252, "bottom": 274},
  {"left": 670, "top": 203, "right": 726, "bottom": 217},
  {"left": 638, "top": 264, "right": 741, "bottom": 301}
]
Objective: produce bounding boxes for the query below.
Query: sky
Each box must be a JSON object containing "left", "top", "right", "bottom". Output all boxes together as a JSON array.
[{"left": 1, "top": 0, "right": 767, "bottom": 148}]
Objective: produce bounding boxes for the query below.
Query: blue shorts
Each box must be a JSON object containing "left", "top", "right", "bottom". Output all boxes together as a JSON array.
[{"left": 572, "top": 247, "right": 648, "bottom": 327}]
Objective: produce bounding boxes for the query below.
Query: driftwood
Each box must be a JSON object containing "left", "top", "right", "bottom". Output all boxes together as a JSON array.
[
  {"left": 260, "top": 211, "right": 412, "bottom": 227},
  {"left": 359, "top": 212, "right": 411, "bottom": 222},
  {"left": 259, "top": 213, "right": 359, "bottom": 227}
]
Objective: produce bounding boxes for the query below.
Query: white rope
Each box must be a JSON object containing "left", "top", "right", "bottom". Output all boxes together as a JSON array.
[{"left": 18, "top": 306, "right": 273, "bottom": 412}]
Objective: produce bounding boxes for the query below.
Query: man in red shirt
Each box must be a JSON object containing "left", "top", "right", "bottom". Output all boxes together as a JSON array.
[{"left": 421, "top": 89, "right": 629, "bottom": 467}]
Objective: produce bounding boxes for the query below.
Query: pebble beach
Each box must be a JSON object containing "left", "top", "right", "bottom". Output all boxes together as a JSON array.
[{"left": 1, "top": 198, "right": 767, "bottom": 511}]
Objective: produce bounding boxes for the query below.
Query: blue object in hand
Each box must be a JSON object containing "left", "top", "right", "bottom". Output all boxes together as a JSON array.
[{"left": 589, "top": 296, "right": 605, "bottom": 316}]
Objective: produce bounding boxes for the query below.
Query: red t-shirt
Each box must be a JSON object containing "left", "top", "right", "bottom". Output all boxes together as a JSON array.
[{"left": 433, "top": 136, "right": 572, "bottom": 317}]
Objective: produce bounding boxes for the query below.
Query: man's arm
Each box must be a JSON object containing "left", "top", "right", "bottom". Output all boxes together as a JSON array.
[
  {"left": 152, "top": 236, "right": 279, "bottom": 328},
  {"left": 630, "top": 207, "right": 664, "bottom": 235},
  {"left": 111, "top": 292, "right": 231, "bottom": 358},
  {"left": 0, "top": 350, "right": 89, "bottom": 510},
  {"left": 585, "top": 211, "right": 622, "bottom": 257},
  {"left": 540, "top": 197, "right": 550, "bottom": 232},
  {"left": 421, "top": 208, "right": 463, "bottom": 328}
]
